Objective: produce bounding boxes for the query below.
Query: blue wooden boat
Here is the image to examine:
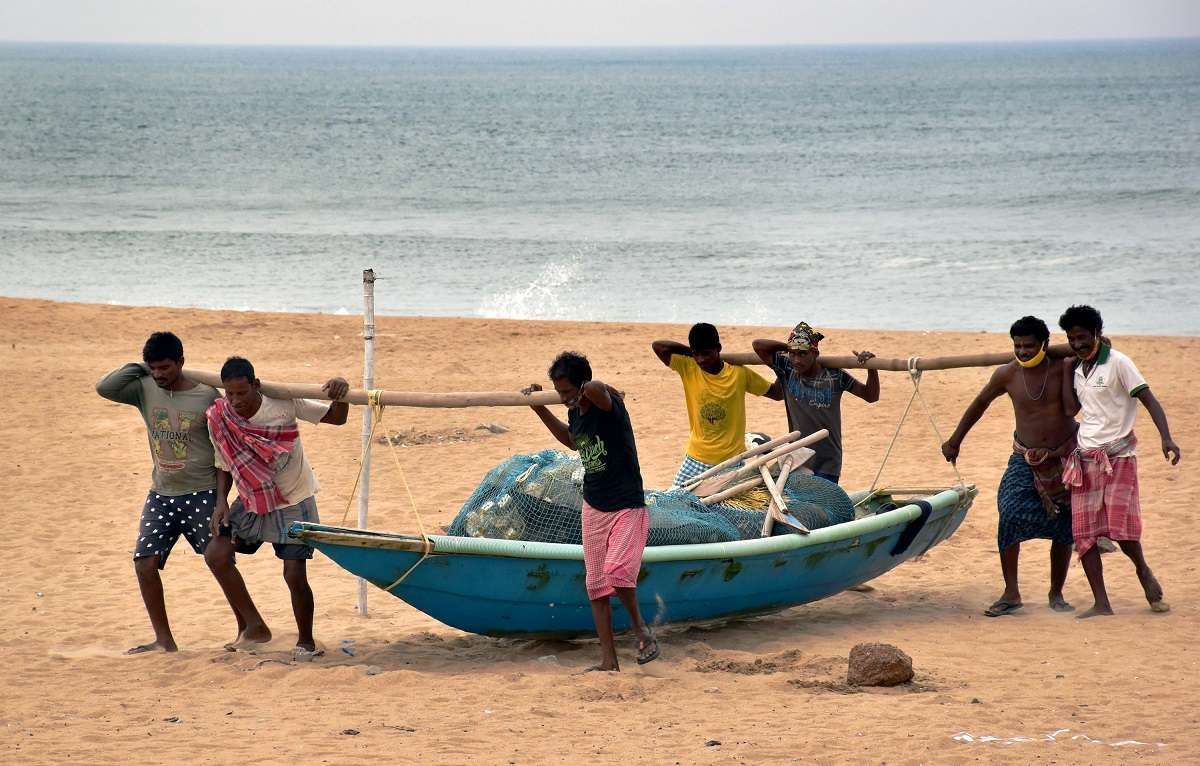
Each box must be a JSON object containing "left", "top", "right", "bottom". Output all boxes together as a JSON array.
[{"left": 289, "top": 485, "right": 975, "bottom": 638}]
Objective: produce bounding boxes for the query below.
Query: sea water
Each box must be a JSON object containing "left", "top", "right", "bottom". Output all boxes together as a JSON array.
[{"left": 1, "top": 40, "right": 1197, "bottom": 334}]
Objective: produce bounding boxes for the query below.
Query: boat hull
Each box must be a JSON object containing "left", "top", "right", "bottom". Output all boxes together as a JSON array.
[{"left": 291, "top": 486, "right": 973, "bottom": 638}]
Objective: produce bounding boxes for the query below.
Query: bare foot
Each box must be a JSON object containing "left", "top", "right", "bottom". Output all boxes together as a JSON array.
[
  {"left": 126, "top": 640, "right": 177, "bottom": 655},
  {"left": 1076, "top": 605, "right": 1114, "bottom": 619},
  {"left": 224, "top": 628, "right": 272, "bottom": 652},
  {"left": 1048, "top": 594, "right": 1075, "bottom": 612},
  {"left": 580, "top": 663, "right": 620, "bottom": 673},
  {"left": 1136, "top": 568, "right": 1168, "bottom": 612}
]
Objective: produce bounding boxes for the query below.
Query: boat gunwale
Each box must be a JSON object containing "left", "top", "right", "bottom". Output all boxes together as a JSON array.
[{"left": 291, "top": 485, "right": 975, "bottom": 563}]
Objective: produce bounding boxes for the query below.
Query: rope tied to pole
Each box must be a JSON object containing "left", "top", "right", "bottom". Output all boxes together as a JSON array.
[
  {"left": 863, "top": 357, "right": 966, "bottom": 502},
  {"left": 340, "top": 390, "right": 434, "bottom": 590}
]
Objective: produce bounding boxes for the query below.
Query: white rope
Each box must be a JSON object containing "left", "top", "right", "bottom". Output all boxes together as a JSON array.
[
  {"left": 339, "top": 391, "right": 434, "bottom": 591},
  {"left": 867, "top": 357, "right": 965, "bottom": 495}
]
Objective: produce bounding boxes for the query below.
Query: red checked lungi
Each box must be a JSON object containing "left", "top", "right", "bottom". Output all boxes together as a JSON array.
[
  {"left": 1063, "top": 434, "right": 1141, "bottom": 558},
  {"left": 582, "top": 501, "right": 649, "bottom": 600}
]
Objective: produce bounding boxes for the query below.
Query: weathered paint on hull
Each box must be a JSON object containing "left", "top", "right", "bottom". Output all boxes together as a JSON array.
[{"left": 299, "top": 490, "right": 970, "bottom": 638}]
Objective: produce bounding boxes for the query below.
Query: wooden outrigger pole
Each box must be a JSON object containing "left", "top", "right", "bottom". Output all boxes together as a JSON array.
[
  {"left": 186, "top": 371, "right": 564, "bottom": 408},
  {"left": 722, "top": 344, "right": 1074, "bottom": 371},
  {"left": 188, "top": 345, "right": 1075, "bottom": 406}
]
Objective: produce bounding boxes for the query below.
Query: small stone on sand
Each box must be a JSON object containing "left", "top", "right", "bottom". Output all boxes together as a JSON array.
[{"left": 847, "top": 643, "right": 914, "bottom": 686}]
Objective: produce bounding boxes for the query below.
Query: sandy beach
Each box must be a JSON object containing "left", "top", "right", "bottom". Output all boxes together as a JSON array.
[{"left": 1, "top": 296, "right": 1195, "bottom": 764}]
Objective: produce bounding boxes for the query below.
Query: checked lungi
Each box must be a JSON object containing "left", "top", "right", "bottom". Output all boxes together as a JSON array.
[
  {"left": 672, "top": 454, "right": 717, "bottom": 489},
  {"left": 582, "top": 501, "right": 649, "bottom": 601},
  {"left": 1012, "top": 432, "right": 1074, "bottom": 517},
  {"left": 997, "top": 452, "right": 1073, "bottom": 552},
  {"left": 1063, "top": 433, "right": 1141, "bottom": 558}
]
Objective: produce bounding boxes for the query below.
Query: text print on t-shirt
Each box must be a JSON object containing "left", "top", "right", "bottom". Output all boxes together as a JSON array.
[
  {"left": 151, "top": 408, "right": 200, "bottom": 470},
  {"left": 577, "top": 433, "right": 609, "bottom": 474},
  {"left": 787, "top": 377, "right": 836, "bottom": 409}
]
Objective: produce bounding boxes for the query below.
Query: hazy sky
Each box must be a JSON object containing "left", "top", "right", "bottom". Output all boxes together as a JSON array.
[{"left": 2, "top": 0, "right": 1198, "bottom": 47}]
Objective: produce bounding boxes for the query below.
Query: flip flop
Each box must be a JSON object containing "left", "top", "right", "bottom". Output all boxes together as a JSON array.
[
  {"left": 983, "top": 599, "right": 1024, "bottom": 617},
  {"left": 636, "top": 632, "right": 660, "bottom": 665},
  {"left": 291, "top": 647, "right": 325, "bottom": 662},
  {"left": 1049, "top": 596, "right": 1075, "bottom": 613}
]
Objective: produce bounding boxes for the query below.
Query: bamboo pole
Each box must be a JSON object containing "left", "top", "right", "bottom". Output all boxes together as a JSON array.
[
  {"left": 722, "top": 344, "right": 1074, "bottom": 371},
  {"left": 357, "top": 268, "right": 375, "bottom": 618},
  {"left": 187, "top": 369, "right": 563, "bottom": 408}
]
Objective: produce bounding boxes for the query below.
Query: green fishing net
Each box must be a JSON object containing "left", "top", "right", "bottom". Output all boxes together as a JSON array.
[{"left": 446, "top": 449, "right": 855, "bottom": 546}]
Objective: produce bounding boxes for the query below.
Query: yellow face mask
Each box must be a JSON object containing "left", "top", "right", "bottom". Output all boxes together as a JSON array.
[{"left": 1016, "top": 345, "right": 1047, "bottom": 368}]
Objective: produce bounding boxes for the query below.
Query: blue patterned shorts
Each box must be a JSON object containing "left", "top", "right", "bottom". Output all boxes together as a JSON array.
[{"left": 133, "top": 489, "right": 216, "bottom": 568}]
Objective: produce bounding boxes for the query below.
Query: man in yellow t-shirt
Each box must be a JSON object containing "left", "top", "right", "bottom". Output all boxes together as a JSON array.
[{"left": 653, "top": 323, "right": 781, "bottom": 487}]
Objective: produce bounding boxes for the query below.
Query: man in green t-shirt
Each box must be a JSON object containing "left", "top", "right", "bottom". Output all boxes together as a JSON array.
[{"left": 96, "top": 332, "right": 266, "bottom": 654}]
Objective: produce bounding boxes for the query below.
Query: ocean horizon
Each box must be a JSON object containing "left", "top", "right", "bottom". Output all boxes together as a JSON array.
[{"left": 2, "top": 39, "right": 1197, "bottom": 335}]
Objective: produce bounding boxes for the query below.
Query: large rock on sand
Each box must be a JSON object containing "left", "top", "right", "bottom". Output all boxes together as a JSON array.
[{"left": 847, "top": 643, "right": 913, "bottom": 686}]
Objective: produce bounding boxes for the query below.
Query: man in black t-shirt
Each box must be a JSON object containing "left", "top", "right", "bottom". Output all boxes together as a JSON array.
[{"left": 524, "top": 352, "right": 659, "bottom": 671}]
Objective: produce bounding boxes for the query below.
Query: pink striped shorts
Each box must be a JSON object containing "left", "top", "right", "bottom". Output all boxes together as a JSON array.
[{"left": 582, "top": 501, "right": 649, "bottom": 601}]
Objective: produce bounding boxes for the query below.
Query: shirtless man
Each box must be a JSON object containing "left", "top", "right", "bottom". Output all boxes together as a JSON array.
[{"left": 942, "top": 316, "right": 1076, "bottom": 616}]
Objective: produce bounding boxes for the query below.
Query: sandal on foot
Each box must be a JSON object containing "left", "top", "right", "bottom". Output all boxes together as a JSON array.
[
  {"left": 984, "top": 599, "right": 1024, "bottom": 617},
  {"left": 291, "top": 647, "right": 324, "bottom": 662},
  {"left": 636, "top": 633, "right": 660, "bottom": 665},
  {"left": 1049, "top": 596, "right": 1075, "bottom": 613}
]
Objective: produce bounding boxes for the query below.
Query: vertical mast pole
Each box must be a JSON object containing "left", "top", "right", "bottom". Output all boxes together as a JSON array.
[{"left": 357, "top": 268, "right": 376, "bottom": 617}]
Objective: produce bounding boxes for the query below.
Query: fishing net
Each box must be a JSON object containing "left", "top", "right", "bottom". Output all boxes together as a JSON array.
[{"left": 446, "top": 449, "right": 855, "bottom": 546}]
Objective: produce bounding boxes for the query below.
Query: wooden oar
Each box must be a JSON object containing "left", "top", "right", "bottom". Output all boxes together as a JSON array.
[
  {"left": 682, "top": 430, "right": 804, "bottom": 491},
  {"left": 699, "top": 476, "right": 763, "bottom": 506},
  {"left": 690, "top": 432, "right": 827, "bottom": 498},
  {"left": 722, "top": 344, "right": 1074, "bottom": 371},
  {"left": 188, "top": 369, "right": 563, "bottom": 408},
  {"left": 760, "top": 454, "right": 795, "bottom": 536},
  {"left": 759, "top": 464, "right": 789, "bottom": 514},
  {"left": 761, "top": 454, "right": 810, "bottom": 536}
]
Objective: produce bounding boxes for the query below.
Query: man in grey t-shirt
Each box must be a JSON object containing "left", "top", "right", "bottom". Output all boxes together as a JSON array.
[
  {"left": 753, "top": 322, "right": 880, "bottom": 483},
  {"left": 97, "top": 332, "right": 265, "bottom": 654}
]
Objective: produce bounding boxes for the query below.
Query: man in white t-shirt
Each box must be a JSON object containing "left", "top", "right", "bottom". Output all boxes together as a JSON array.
[
  {"left": 205, "top": 356, "right": 349, "bottom": 657},
  {"left": 1059, "top": 305, "right": 1180, "bottom": 619}
]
